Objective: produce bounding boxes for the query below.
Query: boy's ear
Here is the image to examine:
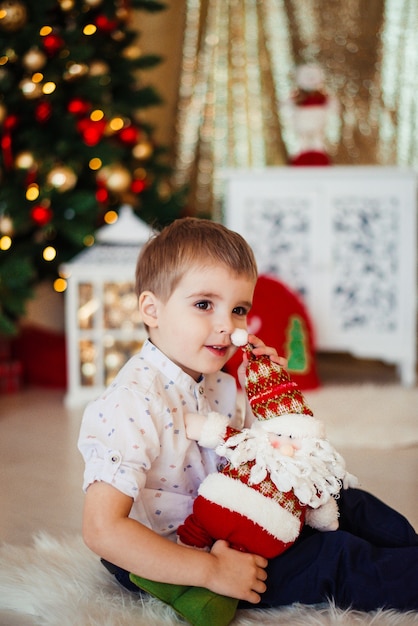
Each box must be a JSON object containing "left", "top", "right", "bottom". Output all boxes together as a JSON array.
[{"left": 139, "top": 291, "right": 159, "bottom": 328}]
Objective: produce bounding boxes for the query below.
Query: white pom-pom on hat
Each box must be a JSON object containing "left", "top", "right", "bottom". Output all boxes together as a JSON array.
[{"left": 231, "top": 329, "right": 248, "bottom": 347}]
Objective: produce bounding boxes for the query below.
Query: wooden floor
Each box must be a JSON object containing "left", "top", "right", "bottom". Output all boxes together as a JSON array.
[{"left": 0, "top": 353, "right": 417, "bottom": 547}]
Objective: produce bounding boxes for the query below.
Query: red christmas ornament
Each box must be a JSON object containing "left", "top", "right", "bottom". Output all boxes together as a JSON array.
[
  {"left": 31, "top": 205, "right": 53, "bottom": 226},
  {"left": 25, "top": 169, "right": 38, "bottom": 186},
  {"left": 42, "top": 33, "right": 65, "bottom": 56},
  {"left": 68, "top": 97, "right": 91, "bottom": 117},
  {"left": 96, "top": 184, "right": 109, "bottom": 204},
  {"left": 76, "top": 117, "right": 107, "bottom": 146},
  {"left": 131, "top": 178, "right": 146, "bottom": 194},
  {"left": 35, "top": 101, "right": 52, "bottom": 123},
  {"left": 1, "top": 133, "right": 12, "bottom": 168},
  {"left": 1, "top": 114, "right": 19, "bottom": 169},
  {"left": 95, "top": 14, "right": 119, "bottom": 33},
  {"left": 118, "top": 125, "right": 139, "bottom": 145},
  {"left": 4, "top": 114, "right": 19, "bottom": 131}
]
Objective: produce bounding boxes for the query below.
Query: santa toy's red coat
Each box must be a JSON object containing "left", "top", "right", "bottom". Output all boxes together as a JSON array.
[{"left": 177, "top": 426, "right": 307, "bottom": 558}]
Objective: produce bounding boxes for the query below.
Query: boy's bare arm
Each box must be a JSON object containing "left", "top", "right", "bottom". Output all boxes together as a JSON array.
[{"left": 82, "top": 481, "right": 268, "bottom": 603}]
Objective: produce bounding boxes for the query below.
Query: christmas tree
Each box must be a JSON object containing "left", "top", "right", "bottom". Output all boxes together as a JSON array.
[{"left": 0, "top": 0, "right": 185, "bottom": 335}]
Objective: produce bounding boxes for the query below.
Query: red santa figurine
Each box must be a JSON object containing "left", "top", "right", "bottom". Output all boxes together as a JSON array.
[
  {"left": 178, "top": 331, "right": 357, "bottom": 559},
  {"left": 281, "top": 63, "right": 339, "bottom": 166}
]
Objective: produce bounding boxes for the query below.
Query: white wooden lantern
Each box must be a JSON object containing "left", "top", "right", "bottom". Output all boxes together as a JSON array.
[{"left": 62, "top": 205, "right": 152, "bottom": 408}]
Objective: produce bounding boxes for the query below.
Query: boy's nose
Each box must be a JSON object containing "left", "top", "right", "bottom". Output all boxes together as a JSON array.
[{"left": 215, "top": 318, "right": 235, "bottom": 335}]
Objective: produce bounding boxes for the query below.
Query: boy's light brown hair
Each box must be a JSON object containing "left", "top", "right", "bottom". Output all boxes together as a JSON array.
[{"left": 135, "top": 217, "right": 258, "bottom": 301}]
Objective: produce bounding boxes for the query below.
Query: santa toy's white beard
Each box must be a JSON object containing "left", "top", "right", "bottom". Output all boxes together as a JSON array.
[{"left": 216, "top": 426, "right": 358, "bottom": 509}]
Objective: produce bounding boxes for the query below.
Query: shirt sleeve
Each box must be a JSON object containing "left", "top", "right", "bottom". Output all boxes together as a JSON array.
[{"left": 78, "top": 385, "right": 162, "bottom": 500}]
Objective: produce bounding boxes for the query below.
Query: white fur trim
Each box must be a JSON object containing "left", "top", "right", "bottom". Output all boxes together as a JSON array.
[
  {"left": 231, "top": 329, "right": 248, "bottom": 347},
  {"left": 343, "top": 471, "right": 359, "bottom": 490},
  {"left": 198, "top": 472, "right": 301, "bottom": 543},
  {"left": 257, "top": 414, "right": 325, "bottom": 439},
  {"left": 198, "top": 412, "right": 229, "bottom": 449},
  {"left": 305, "top": 498, "right": 339, "bottom": 531}
]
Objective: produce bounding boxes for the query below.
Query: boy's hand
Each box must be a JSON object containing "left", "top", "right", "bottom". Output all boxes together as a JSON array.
[
  {"left": 247, "top": 333, "right": 287, "bottom": 367},
  {"left": 237, "top": 335, "right": 287, "bottom": 427},
  {"left": 206, "top": 539, "right": 268, "bottom": 603},
  {"left": 238, "top": 334, "right": 287, "bottom": 389}
]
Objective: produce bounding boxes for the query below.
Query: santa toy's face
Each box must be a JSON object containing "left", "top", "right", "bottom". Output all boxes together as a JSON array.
[
  {"left": 268, "top": 433, "right": 301, "bottom": 457},
  {"left": 295, "top": 63, "right": 325, "bottom": 91}
]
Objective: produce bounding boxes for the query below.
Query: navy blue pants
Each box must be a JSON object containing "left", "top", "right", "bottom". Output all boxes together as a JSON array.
[
  {"left": 103, "top": 488, "right": 418, "bottom": 612},
  {"left": 243, "top": 488, "right": 418, "bottom": 611}
]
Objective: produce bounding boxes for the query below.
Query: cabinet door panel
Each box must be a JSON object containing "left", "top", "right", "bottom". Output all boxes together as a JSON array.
[
  {"left": 223, "top": 167, "right": 416, "bottom": 385},
  {"left": 225, "top": 181, "right": 316, "bottom": 300}
]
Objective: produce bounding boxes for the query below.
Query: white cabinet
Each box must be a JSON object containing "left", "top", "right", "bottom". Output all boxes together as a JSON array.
[{"left": 223, "top": 167, "right": 417, "bottom": 386}]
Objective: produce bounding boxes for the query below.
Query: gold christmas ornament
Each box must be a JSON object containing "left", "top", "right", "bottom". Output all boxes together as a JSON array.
[
  {"left": 22, "top": 48, "right": 47, "bottom": 72},
  {"left": 105, "top": 166, "right": 132, "bottom": 193},
  {"left": 0, "top": 214, "right": 13, "bottom": 235},
  {"left": 64, "top": 61, "right": 89, "bottom": 80},
  {"left": 157, "top": 180, "right": 172, "bottom": 200},
  {"left": 19, "top": 77, "right": 43, "bottom": 99},
  {"left": 98, "top": 164, "right": 132, "bottom": 193},
  {"left": 111, "top": 29, "right": 125, "bottom": 43},
  {"left": 89, "top": 59, "right": 109, "bottom": 76},
  {"left": 0, "top": 0, "right": 28, "bottom": 32},
  {"left": 15, "top": 150, "right": 35, "bottom": 169},
  {"left": 132, "top": 140, "right": 153, "bottom": 160},
  {"left": 58, "top": 0, "right": 75, "bottom": 10},
  {"left": 83, "top": 0, "right": 103, "bottom": 7},
  {"left": 47, "top": 165, "right": 78, "bottom": 192},
  {"left": 133, "top": 166, "right": 146, "bottom": 180},
  {"left": 122, "top": 44, "right": 141, "bottom": 60},
  {"left": 2, "top": 47, "right": 17, "bottom": 62},
  {"left": 115, "top": 5, "right": 129, "bottom": 21}
]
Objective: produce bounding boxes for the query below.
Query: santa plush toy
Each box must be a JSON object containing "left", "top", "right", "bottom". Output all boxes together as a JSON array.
[
  {"left": 282, "top": 63, "right": 339, "bottom": 166},
  {"left": 130, "top": 332, "right": 357, "bottom": 626},
  {"left": 177, "top": 330, "right": 357, "bottom": 559}
]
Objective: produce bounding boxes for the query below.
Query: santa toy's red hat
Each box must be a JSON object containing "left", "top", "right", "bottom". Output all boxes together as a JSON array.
[{"left": 231, "top": 329, "right": 325, "bottom": 439}]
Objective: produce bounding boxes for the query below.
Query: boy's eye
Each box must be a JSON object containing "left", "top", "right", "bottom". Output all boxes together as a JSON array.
[
  {"left": 195, "top": 300, "right": 212, "bottom": 310},
  {"left": 233, "top": 306, "right": 248, "bottom": 316}
]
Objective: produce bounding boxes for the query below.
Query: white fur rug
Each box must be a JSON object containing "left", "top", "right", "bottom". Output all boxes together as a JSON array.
[
  {"left": 304, "top": 384, "right": 418, "bottom": 449},
  {"left": 0, "top": 533, "right": 417, "bottom": 626}
]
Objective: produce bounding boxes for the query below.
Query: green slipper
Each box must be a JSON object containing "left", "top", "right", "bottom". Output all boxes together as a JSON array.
[{"left": 129, "top": 574, "right": 238, "bottom": 626}]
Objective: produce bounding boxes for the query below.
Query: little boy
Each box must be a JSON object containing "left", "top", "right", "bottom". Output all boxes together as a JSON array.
[{"left": 78, "top": 217, "right": 418, "bottom": 616}]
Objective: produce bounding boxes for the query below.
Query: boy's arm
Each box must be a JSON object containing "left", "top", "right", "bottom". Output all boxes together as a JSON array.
[{"left": 82, "top": 480, "right": 267, "bottom": 603}]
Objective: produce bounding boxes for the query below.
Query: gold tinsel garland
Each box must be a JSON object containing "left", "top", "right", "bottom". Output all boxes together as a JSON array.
[{"left": 173, "top": 0, "right": 418, "bottom": 218}]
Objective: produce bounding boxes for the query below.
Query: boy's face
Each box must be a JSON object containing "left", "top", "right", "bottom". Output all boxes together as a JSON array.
[{"left": 142, "top": 264, "right": 255, "bottom": 381}]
